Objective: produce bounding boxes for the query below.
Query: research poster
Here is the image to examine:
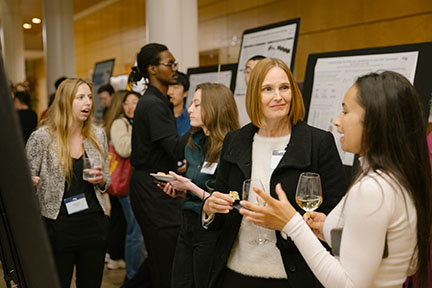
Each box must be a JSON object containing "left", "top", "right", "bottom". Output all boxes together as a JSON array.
[
  {"left": 92, "top": 59, "right": 115, "bottom": 123},
  {"left": 307, "top": 51, "right": 419, "bottom": 165},
  {"left": 186, "top": 70, "right": 233, "bottom": 109},
  {"left": 234, "top": 19, "right": 299, "bottom": 125}
]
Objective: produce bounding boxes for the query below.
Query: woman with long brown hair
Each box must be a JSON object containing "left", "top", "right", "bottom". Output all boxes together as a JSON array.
[
  {"left": 242, "top": 71, "right": 432, "bottom": 287},
  {"left": 26, "top": 78, "right": 110, "bottom": 288},
  {"left": 161, "top": 83, "right": 240, "bottom": 288}
]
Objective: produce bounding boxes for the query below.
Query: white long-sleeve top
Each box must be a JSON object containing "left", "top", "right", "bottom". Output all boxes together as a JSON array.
[
  {"left": 110, "top": 117, "right": 132, "bottom": 158},
  {"left": 283, "top": 160, "right": 417, "bottom": 288}
]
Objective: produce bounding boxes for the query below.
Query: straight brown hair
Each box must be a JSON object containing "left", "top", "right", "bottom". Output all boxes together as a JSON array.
[
  {"left": 188, "top": 83, "right": 239, "bottom": 165},
  {"left": 246, "top": 58, "right": 305, "bottom": 128}
]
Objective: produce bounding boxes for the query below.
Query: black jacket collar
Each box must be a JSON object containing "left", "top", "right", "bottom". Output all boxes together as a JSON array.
[{"left": 224, "top": 121, "right": 312, "bottom": 177}]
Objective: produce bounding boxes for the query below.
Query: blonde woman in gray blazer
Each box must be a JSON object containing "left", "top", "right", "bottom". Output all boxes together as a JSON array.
[{"left": 26, "top": 78, "right": 110, "bottom": 288}]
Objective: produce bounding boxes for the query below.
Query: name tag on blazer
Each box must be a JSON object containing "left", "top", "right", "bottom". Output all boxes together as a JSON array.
[
  {"left": 271, "top": 150, "right": 285, "bottom": 170},
  {"left": 64, "top": 193, "right": 89, "bottom": 215},
  {"left": 200, "top": 161, "right": 218, "bottom": 175}
]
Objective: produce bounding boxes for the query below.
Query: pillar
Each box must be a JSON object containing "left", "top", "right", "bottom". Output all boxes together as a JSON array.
[
  {"left": 146, "top": 0, "right": 199, "bottom": 72},
  {"left": 42, "top": 0, "right": 76, "bottom": 96},
  {"left": 0, "top": 0, "right": 26, "bottom": 84}
]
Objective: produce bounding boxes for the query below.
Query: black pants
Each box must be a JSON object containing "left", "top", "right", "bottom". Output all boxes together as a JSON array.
[
  {"left": 130, "top": 169, "right": 182, "bottom": 288},
  {"left": 52, "top": 243, "right": 107, "bottom": 288},
  {"left": 107, "top": 194, "right": 126, "bottom": 260},
  {"left": 220, "top": 268, "right": 291, "bottom": 288},
  {"left": 44, "top": 213, "right": 109, "bottom": 288},
  {"left": 172, "top": 210, "right": 219, "bottom": 288}
]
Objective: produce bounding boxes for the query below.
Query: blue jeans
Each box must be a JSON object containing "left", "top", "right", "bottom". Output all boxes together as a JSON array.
[{"left": 118, "top": 195, "right": 144, "bottom": 279}]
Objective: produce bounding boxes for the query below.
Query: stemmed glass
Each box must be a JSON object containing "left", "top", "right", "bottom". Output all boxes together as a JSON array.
[
  {"left": 204, "top": 179, "right": 216, "bottom": 193},
  {"left": 242, "top": 179, "right": 270, "bottom": 245},
  {"left": 295, "top": 172, "right": 323, "bottom": 213},
  {"left": 203, "top": 179, "right": 216, "bottom": 200}
]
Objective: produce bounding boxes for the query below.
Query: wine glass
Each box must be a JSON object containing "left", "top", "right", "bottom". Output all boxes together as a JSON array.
[
  {"left": 295, "top": 172, "right": 323, "bottom": 213},
  {"left": 204, "top": 179, "right": 216, "bottom": 193},
  {"left": 242, "top": 179, "right": 270, "bottom": 245}
]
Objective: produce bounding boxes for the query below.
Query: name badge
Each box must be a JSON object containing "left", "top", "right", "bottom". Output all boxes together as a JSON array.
[
  {"left": 64, "top": 193, "right": 89, "bottom": 215},
  {"left": 271, "top": 150, "right": 285, "bottom": 170},
  {"left": 200, "top": 161, "right": 218, "bottom": 175}
]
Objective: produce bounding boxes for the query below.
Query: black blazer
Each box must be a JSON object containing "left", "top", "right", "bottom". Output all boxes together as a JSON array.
[{"left": 205, "top": 121, "right": 347, "bottom": 288}]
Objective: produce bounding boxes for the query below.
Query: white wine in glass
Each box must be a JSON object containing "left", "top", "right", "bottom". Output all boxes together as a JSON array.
[{"left": 295, "top": 172, "right": 323, "bottom": 212}]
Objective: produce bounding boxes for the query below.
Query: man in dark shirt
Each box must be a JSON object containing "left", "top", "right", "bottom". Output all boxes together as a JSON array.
[
  {"left": 168, "top": 71, "right": 191, "bottom": 136},
  {"left": 14, "top": 91, "right": 38, "bottom": 144},
  {"left": 129, "top": 43, "right": 189, "bottom": 288},
  {"left": 97, "top": 84, "right": 115, "bottom": 122}
]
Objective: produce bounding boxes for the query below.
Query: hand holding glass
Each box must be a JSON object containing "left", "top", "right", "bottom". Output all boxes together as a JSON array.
[
  {"left": 82, "top": 157, "right": 99, "bottom": 181},
  {"left": 295, "top": 172, "right": 323, "bottom": 212}
]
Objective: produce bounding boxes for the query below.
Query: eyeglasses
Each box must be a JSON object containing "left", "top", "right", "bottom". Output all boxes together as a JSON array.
[{"left": 159, "top": 62, "right": 178, "bottom": 70}]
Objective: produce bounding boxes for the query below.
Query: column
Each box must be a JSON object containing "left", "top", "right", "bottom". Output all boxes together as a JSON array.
[
  {"left": 0, "top": 0, "right": 26, "bottom": 84},
  {"left": 42, "top": 0, "right": 76, "bottom": 96},
  {"left": 146, "top": 0, "right": 199, "bottom": 72}
]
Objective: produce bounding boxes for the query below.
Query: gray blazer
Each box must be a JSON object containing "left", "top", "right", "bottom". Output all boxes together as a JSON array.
[{"left": 25, "top": 124, "right": 110, "bottom": 219}]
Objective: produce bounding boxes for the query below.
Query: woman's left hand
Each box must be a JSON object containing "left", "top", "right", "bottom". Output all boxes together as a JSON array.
[
  {"left": 86, "top": 165, "right": 106, "bottom": 189},
  {"left": 240, "top": 183, "right": 297, "bottom": 231}
]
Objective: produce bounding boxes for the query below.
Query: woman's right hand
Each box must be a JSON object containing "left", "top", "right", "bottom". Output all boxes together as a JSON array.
[
  {"left": 303, "top": 211, "right": 327, "bottom": 242},
  {"left": 203, "top": 192, "right": 234, "bottom": 217}
]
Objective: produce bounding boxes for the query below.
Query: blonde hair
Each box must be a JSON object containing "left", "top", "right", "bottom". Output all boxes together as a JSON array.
[
  {"left": 188, "top": 83, "right": 239, "bottom": 165},
  {"left": 246, "top": 58, "right": 305, "bottom": 128},
  {"left": 41, "top": 78, "right": 104, "bottom": 185}
]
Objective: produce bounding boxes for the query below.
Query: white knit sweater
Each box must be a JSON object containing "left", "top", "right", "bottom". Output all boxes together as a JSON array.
[{"left": 227, "top": 133, "right": 290, "bottom": 278}]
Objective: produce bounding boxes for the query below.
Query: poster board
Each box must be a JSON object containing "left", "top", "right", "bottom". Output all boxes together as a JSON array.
[
  {"left": 92, "top": 59, "right": 115, "bottom": 123},
  {"left": 0, "top": 58, "right": 59, "bottom": 287},
  {"left": 234, "top": 18, "right": 300, "bottom": 125},
  {"left": 186, "top": 64, "right": 237, "bottom": 109},
  {"left": 302, "top": 42, "right": 432, "bottom": 167}
]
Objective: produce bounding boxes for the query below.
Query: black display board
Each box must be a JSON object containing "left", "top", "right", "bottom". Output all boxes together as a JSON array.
[
  {"left": 186, "top": 63, "right": 237, "bottom": 108},
  {"left": 302, "top": 42, "right": 432, "bottom": 177},
  {"left": 92, "top": 58, "right": 115, "bottom": 123},
  {"left": 0, "top": 59, "right": 59, "bottom": 287},
  {"left": 303, "top": 42, "right": 432, "bottom": 123}
]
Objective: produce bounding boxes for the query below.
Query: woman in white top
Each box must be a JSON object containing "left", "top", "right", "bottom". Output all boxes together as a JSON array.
[
  {"left": 241, "top": 71, "right": 432, "bottom": 288},
  {"left": 104, "top": 90, "right": 144, "bottom": 281}
]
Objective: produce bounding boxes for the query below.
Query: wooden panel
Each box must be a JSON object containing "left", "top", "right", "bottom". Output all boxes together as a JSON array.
[
  {"left": 73, "top": 0, "right": 432, "bottom": 83},
  {"left": 74, "top": 0, "right": 146, "bottom": 79},
  {"left": 197, "top": 0, "right": 432, "bottom": 81}
]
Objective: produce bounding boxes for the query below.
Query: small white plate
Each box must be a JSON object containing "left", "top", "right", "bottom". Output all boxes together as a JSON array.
[{"left": 150, "top": 173, "right": 174, "bottom": 182}]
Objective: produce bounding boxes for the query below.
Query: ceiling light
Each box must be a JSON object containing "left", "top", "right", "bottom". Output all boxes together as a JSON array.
[
  {"left": 23, "top": 23, "right": 32, "bottom": 29},
  {"left": 32, "top": 18, "right": 41, "bottom": 24}
]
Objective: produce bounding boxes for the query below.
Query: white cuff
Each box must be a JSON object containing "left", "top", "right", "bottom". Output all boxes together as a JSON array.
[{"left": 281, "top": 212, "right": 303, "bottom": 238}]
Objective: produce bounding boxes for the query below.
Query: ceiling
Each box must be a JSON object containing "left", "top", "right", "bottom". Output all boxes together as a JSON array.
[{"left": 16, "top": 0, "right": 107, "bottom": 51}]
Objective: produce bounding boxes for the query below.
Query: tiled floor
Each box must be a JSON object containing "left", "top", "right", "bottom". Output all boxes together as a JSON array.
[{"left": 0, "top": 263, "right": 126, "bottom": 288}]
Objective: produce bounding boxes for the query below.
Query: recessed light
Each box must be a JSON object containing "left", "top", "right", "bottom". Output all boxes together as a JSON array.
[
  {"left": 23, "top": 23, "right": 32, "bottom": 29},
  {"left": 32, "top": 18, "right": 41, "bottom": 24}
]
